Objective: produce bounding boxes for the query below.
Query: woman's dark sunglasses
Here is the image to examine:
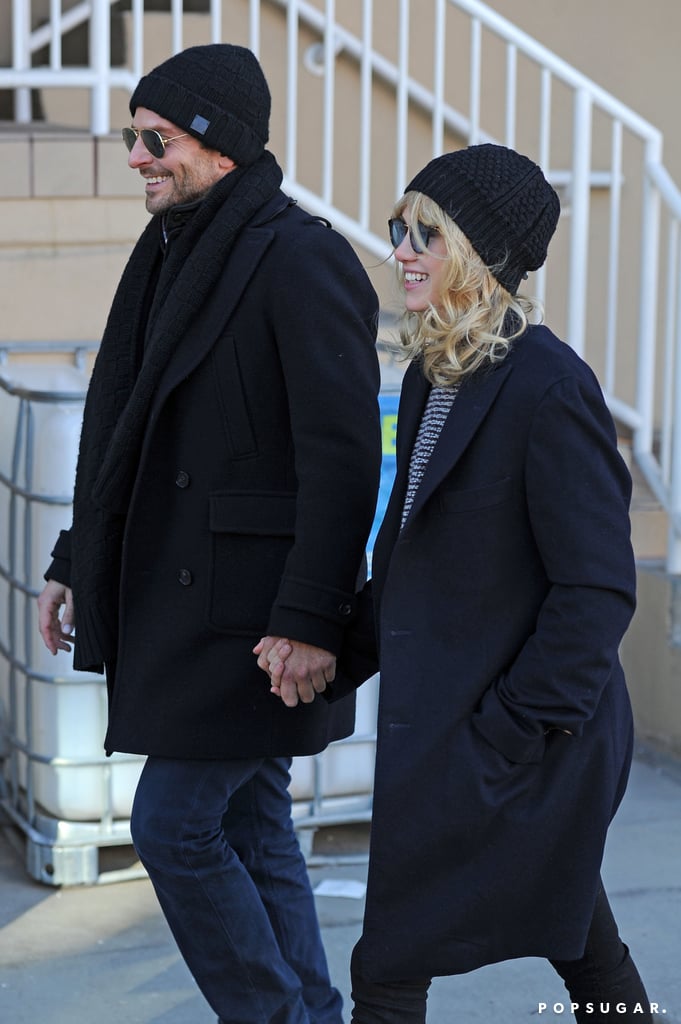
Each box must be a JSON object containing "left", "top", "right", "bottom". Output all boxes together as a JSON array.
[
  {"left": 388, "top": 217, "right": 439, "bottom": 254},
  {"left": 121, "top": 127, "right": 189, "bottom": 158}
]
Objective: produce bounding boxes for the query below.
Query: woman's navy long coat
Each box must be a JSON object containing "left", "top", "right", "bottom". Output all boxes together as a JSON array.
[{"left": 356, "top": 324, "right": 637, "bottom": 979}]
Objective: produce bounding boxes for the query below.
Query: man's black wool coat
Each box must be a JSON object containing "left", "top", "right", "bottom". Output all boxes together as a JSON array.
[{"left": 49, "top": 189, "right": 381, "bottom": 759}]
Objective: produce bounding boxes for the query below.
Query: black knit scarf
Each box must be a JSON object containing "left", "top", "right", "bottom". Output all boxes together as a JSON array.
[{"left": 70, "top": 151, "right": 283, "bottom": 671}]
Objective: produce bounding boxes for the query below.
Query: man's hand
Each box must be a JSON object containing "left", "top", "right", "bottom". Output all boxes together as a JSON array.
[
  {"left": 37, "top": 579, "right": 75, "bottom": 655},
  {"left": 253, "top": 637, "right": 336, "bottom": 708}
]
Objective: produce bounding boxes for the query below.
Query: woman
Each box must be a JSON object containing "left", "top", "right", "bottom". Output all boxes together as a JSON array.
[{"left": 260, "top": 144, "right": 651, "bottom": 1023}]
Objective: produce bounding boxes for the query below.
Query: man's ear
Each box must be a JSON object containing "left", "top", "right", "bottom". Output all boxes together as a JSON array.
[{"left": 218, "top": 154, "right": 238, "bottom": 173}]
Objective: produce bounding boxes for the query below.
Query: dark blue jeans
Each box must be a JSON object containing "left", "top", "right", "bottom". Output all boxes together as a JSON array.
[
  {"left": 350, "top": 882, "right": 650, "bottom": 1023},
  {"left": 130, "top": 755, "right": 343, "bottom": 1024}
]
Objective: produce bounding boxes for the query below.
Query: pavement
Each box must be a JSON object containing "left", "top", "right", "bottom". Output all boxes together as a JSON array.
[{"left": 0, "top": 743, "right": 679, "bottom": 1024}]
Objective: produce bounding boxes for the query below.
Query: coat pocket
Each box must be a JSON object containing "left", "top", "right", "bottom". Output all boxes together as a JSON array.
[
  {"left": 437, "top": 476, "right": 513, "bottom": 514},
  {"left": 447, "top": 719, "right": 539, "bottom": 832},
  {"left": 211, "top": 338, "right": 257, "bottom": 458},
  {"left": 207, "top": 491, "right": 296, "bottom": 634}
]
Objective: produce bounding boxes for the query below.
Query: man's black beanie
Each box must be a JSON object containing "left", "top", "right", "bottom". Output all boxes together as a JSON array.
[
  {"left": 130, "top": 44, "right": 270, "bottom": 165},
  {"left": 406, "top": 144, "right": 560, "bottom": 294}
]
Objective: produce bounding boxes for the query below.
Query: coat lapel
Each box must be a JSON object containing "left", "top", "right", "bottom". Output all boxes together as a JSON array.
[
  {"left": 373, "top": 356, "right": 514, "bottom": 597},
  {"left": 91, "top": 165, "right": 285, "bottom": 514},
  {"left": 150, "top": 223, "right": 277, "bottom": 408},
  {"left": 402, "top": 359, "right": 514, "bottom": 529}
]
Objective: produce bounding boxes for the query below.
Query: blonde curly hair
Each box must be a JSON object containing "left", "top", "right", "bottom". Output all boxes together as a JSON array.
[{"left": 393, "top": 192, "right": 543, "bottom": 389}]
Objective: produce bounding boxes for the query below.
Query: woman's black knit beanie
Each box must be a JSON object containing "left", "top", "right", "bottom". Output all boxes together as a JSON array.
[
  {"left": 406, "top": 144, "right": 560, "bottom": 294},
  {"left": 130, "top": 44, "right": 270, "bottom": 165}
]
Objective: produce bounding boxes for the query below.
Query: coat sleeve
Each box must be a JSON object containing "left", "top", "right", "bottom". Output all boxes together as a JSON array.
[
  {"left": 265, "top": 222, "right": 382, "bottom": 654},
  {"left": 324, "top": 581, "right": 379, "bottom": 701},
  {"left": 44, "top": 528, "right": 73, "bottom": 587},
  {"left": 472, "top": 372, "right": 636, "bottom": 764}
]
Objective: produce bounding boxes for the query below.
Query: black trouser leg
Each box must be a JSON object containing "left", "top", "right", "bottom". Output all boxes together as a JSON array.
[
  {"left": 550, "top": 880, "right": 651, "bottom": 1023},
  {"left": 350, "top": 941, "right": 431, "bottom": 1024}
]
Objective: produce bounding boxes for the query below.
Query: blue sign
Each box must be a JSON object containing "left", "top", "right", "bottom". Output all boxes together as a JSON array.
[{"left": 368, "top": 392, "right": 400, "bottom": 555}]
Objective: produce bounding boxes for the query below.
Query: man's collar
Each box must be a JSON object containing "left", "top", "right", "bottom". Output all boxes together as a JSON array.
[{"left": 161, "top": 197, "right": 203, "bottom": 244}]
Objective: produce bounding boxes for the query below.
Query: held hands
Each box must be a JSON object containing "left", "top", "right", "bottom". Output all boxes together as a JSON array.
[
  {"left": 253, "top": 637, "right": 336, "bottom": 708},
  {"left": 37, "top": 579, "right": 75, "bottom": 655}
]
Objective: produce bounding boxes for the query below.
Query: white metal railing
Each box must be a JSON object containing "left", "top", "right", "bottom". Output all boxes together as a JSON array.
[{"left": 2, "top": 0, "right": 681, "bottom": 569}]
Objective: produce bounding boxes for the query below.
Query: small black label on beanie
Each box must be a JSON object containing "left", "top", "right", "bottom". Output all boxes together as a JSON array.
[{"left": 190, "top": 114, "right": 210, "bottom": 135}]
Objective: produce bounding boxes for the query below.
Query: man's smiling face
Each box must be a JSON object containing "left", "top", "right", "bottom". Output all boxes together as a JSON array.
[{"left": 126, "top": 107, "right": 236, "bottom": 214}]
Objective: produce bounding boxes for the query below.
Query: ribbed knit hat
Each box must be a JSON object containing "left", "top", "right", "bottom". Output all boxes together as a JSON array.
[
  {"left": 406, "top": 144, "right": 560, "bottom": 294},
  {"left": 130, "top": 44, "right": 270, "bottom": 165}
]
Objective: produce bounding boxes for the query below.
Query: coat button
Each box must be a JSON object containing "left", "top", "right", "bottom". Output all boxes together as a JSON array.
[
  {"left": 338, "top": 602, "right": 353, "bottom": 617},
  {"left": 175, "top": 470, "right": 190, "bottom": 488},
  {"left": 178, "top": 569, "right": 193, "bottom": 586}
]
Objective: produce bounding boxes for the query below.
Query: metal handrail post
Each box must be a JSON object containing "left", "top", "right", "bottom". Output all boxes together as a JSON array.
[
  {"left": 131, "top": 0, "right": 144, "bottom": 83},
  {"left": 171, "top": 0, "right": 183, "bottom": 55},
  {"left": 395, "top": 0, "right": 410, "bottom": 195},
  {"left": 358, "top": 0, "right": 374, "bottom": 228},
  {"left": 322, "top": 0, "right": 336, "bottom": 206},
  {"left": 566, "top": 88, "right": 592, "bottom": 358},
  {"left": 667, "top": 236, "right": 681, "bottom": 573},
  {"left": 468, "top": 17, "right": 481, "bottom": 145},
  {"left": 248, "top": 0, "right": 260, "bottom": 53},
  {"left": 634, "top": 144, "right": 663, "bottom": 463},
  {"left": 211, "top": 0, "right": 222, "bottom": 42},
  {"left": 89, "top": 0, "right": 111, "bottom": 135},
  {"left": 11, "top": 0, "right": 31, "bottom": 123},
  {"left": 49, "top": 0, "right": 63, "bottom": 69}
]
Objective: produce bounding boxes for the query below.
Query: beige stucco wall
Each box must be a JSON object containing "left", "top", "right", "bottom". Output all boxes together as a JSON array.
[
  {"left": 482, "top": 0, "right": 681, "bottom": 182},
  {"left": 0, "top": 133, "right": 149, "bottom": 345}
]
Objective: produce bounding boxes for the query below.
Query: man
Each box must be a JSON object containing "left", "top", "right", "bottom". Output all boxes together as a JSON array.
[{"left": 37, "top": 44, "right": 381, "bottom": 1024}]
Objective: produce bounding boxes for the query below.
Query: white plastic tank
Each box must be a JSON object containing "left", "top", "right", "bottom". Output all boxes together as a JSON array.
[{"left": 0, "top": 362, "right": 143, "bottom": 822}]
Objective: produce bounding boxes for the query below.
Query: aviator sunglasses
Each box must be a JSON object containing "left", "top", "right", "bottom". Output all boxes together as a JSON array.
[
  {"left": 122, "top": 127, "right": 189, "bottom": 158},
  {"left": 388, "top": 217, "right": 439, "bottom": 254}
]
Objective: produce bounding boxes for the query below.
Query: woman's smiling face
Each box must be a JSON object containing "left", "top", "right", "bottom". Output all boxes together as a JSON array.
[{"left": 392, "top": 207, "right": 449, "bottom": 312}]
